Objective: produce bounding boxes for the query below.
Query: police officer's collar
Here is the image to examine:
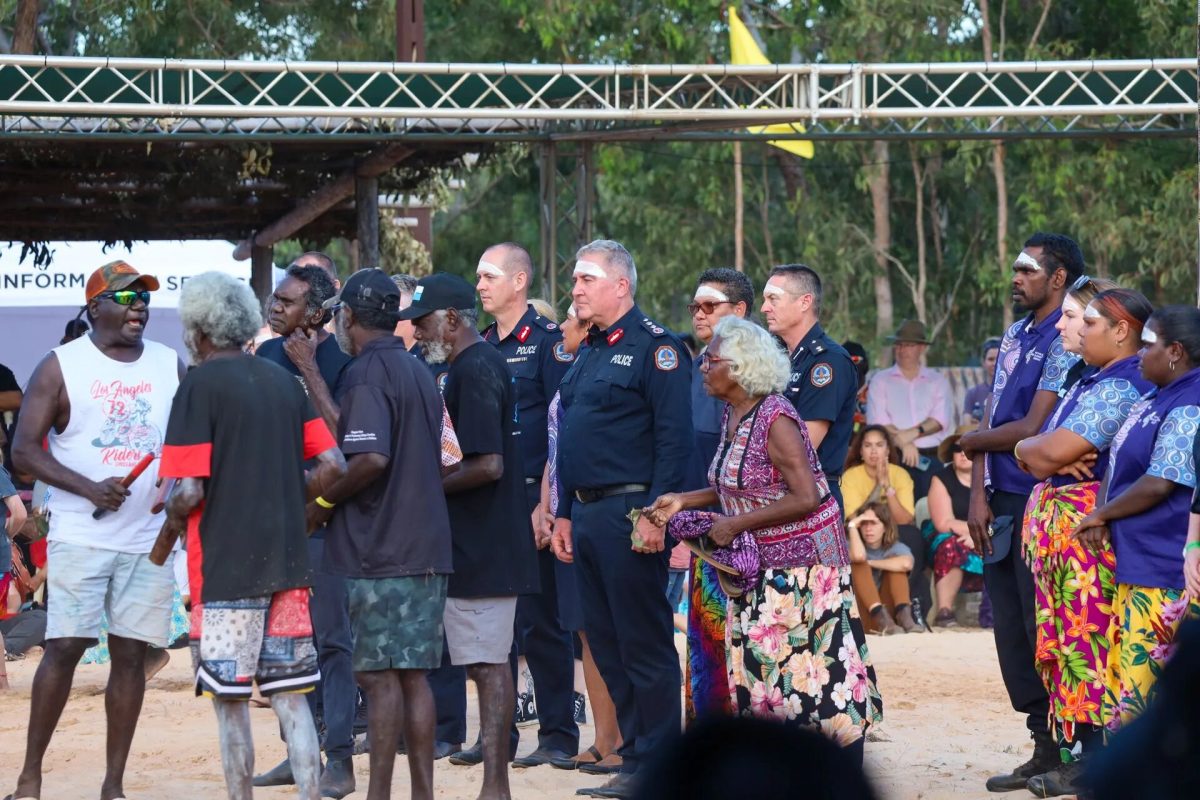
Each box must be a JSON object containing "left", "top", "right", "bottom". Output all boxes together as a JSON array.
[
  {"left": 587, "top": 304, "right": 641, "bottom": 346},
  {"left": 789, "top": 321, "right": 826, "bottom": 361},
  {"left": 485, "top": 303, "right": 540, "bottom": 344}
]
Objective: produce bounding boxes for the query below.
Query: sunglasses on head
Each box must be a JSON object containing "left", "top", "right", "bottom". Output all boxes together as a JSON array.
[
  {"left": 688, "top": 300, "right": 732, "bottom": 316},
  {"left": 1071, "top": 275, "right": 1094, "bottom": 291},
  {"left": 98, "top": 290, "right": 151, "bottom": 306}
]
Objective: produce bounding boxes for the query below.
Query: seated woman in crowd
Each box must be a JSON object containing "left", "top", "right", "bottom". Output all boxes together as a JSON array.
[
  {"left": 1074, "top": 306, "right": 1200, "bottom": 734},
  {"left": 925, "top": 425, "right": 983, "bottom": 628},
  {"left": 646, "top": 317, "right": 882, "bottom": 762},
  {"left": 1013, "top": 288, "right": 1153, "bottom": 792},
  {"left": 847, "top": 501, "right": 919, "bottom": 635},
  {"left": 841, "top": 425, "right": 928, "bottom": 627}
]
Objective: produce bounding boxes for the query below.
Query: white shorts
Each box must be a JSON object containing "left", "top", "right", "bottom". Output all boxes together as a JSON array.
[
  {"left": 443, "top": 595, "right": 517, "bottom": 666},
  {"left": 46, "top": 540, "right": 175, "bottom": 647}
]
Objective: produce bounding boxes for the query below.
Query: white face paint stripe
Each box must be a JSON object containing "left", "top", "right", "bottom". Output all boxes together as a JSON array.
[
  {"left": 567, "top": 303, "right": 577, "bottom": 319},
  {"left": 1142, "top": 327, "right": 1158, "bottom": 344},
  {"left": 694, "top": 285, "right": 729, "bottom": 303},
  {"left": 1083, "top": 304, "right": 1102, "bottom": 319},
  {"left": 573, "top": 260, "right": 609, "bottom": 280},
  {"left": 475, "top": 260, "right": 505, "bottom": 277},
  {"left": 1014, "top": 252, "right": 1042, "bottom": 271},
  {"left": 763, "top": 280, "right": 789, "bottom": 301},
  {"left": 1062, "top": 296, "right": 1085, "bottom": 316}
]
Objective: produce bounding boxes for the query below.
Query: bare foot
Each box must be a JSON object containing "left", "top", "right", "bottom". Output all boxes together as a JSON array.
[{"left": 144, "top": 648, "right": 170, "bottom": 682}]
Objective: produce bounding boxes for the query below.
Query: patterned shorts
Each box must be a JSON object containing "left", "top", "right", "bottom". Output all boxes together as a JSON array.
[
  {"left": 346, "top": 575, "right": 447, "bottom": 672},
  {"left": 190, "top": 588, "right": 319, "bottom": 699}
]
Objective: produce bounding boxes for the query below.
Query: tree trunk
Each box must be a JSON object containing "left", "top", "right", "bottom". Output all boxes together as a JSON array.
[
  {"left": 980, "top": 0, "right": 1014, "bottom": 328},
  {"left": 910, "top": 147, "right": 928, "bottom": 325},
  {"left": 12, "top": 0, "right": 40, "bottom": 54},
  {"left": 867, "top": 141, "right": 895, "bottom": 363}
]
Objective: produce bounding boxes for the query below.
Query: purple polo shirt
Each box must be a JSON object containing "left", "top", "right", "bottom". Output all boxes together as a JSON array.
[
  {"left": 986, "top": 308, "right": 1064, "bottom": 494},
  {"left": 1040, "top": 354, "right": 1151, "bottom": 489},
  {"left": 1106, "top": 367, "right": 1200, "bottom": 589}
]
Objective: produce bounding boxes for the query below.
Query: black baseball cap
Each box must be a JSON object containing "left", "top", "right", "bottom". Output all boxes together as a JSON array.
[
  {"left": 322, "top": 268, "right": 400, "bottom": 313},
  {"left": 396, "top": 273, "right": 476, "bottom": 321}
]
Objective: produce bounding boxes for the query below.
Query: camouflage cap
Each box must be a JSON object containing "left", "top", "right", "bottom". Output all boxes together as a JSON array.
[{"left": 85, "top": 260, "right": 161, "bottom": 302}]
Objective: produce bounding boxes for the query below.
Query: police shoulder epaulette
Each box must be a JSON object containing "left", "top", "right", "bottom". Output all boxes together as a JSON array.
[
  {"left": 532, "top": 314, "right": 559, "bottom": 332},
  {"left": 640, "top": 316, "right": 669, "bottom": 337},
  {"left": 811, "top": 342, "right": 827, "bottom": 355}
]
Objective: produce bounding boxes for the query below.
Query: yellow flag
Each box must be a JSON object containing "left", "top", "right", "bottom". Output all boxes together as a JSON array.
[{"left": 729, "top": 7, "right": 814, "bottom": 159}]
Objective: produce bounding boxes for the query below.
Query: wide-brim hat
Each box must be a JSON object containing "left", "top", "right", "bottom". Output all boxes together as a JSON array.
[
  {"left": 678, "top": 537, "right": 745, "bottom": 598},
  {"left": 887, "top": 319, "right": 930, "bottom": 345},
  {"left": 938, "top": 422, "right": 978, "bottom": 463}
]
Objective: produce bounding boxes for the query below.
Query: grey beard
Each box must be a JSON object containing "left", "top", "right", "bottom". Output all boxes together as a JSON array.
[
  {"left": 334, "top": 314, "right": 355, "bottom": 356},
  {"left": 422, "top": 338, "right": 452, "bottom": 364}
]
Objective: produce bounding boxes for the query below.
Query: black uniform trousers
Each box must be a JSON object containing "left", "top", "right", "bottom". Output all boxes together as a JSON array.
[
  {"left": 573, "top": 491, "right": 680, "bottom": 774},
  {"left": 984, "top": 489, "right": 1050, "bottom": 734},
  {"left": 516, "top": 484, "right": 580, "bottom": 754},
  {"left": 306, "top": 535, "right": 356, "bottom": 761}
]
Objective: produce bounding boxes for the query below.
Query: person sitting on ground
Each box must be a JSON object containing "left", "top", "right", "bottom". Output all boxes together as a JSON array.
[
  {"left": 926, "top": 425, "right": 984, "bottom": 627},
  {"left": 847, "top": 501, "right": 920, "bottom": 634}
]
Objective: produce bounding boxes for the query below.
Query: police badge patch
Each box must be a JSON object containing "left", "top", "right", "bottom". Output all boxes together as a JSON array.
[
  {"left": 654, "top": 346, "right": 679, "bottom": 371},
  {"left": 553, "top": 342, "right": 574, "bottom": 363},
  {"left": 811, "top": 363, "right": 833, "bottom": 387},
  {"left": 436, "top": 372, "right": 449, "bottom": 392}
]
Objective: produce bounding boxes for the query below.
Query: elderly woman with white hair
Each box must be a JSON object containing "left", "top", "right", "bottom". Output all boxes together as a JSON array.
[{"left": 646, "top": 316, "right": 882, "bottom": 760}]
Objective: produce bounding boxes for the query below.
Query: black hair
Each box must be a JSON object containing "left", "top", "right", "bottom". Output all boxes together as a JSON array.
[
  {"left": 845, "top": 424, "right": 901, "bottom": 472},
  {"left": 842, "top": 339, "right": 869, "bottom": 387},
  {"left": 1148, "top": 305, "right": 1200, "bottom": 365},
  {"left": 981, "top": 336, "right": 1002, "bottom": 359},
  {"left": 768, "top": 263, "right": 822, "bottom": 311},
  {"left": 285, "top": 264, "right": 338, "bottom": 326},
  {"left": 696, "top": 268, "right": 755, "bottom": 316},
  {"left": 1023, "top": 233, "right": 1085, "bottom": 283},
  {"left": 350, "top": 306, "right": 400, "bottom": 333}
]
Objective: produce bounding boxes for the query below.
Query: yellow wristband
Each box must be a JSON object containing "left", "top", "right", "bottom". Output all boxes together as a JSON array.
[{"left": 314, "top": 496, "right": 336, "bottom": 510}]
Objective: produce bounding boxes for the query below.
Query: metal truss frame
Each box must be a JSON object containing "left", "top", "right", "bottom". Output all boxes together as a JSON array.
[{"left": 0, "top": 55, "right": 1195, "bottom": 142}]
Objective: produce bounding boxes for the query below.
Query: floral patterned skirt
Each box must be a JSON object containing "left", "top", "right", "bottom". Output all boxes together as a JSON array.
[
  {"left": 686, "top": 557, "right": 734, "bottom": 722},
  {"left": 1103, "top": 584, "right": 1200, "bottom": 734},
  {"left": 1022, "top": 479, "right": 1114, "bottom": 746},
  {"left": 728, "top": 565, "right": 883, "bottom": 746}
]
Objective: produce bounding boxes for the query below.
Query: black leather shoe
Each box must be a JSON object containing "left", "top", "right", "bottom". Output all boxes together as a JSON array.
[
  {"left": 448, "top": 741, "right": 482, "bottom": 766},
  {"left": 986, "top": 730, "right": 1059, "bottom": 792},
  {"left": 253, "top": 758, "right": 296, "bottom": 787},
  {"left": 319, "top": 757, "right": 356, "bottom": 799},
  {"left": 577, "top": 772, "right": 637, "bottom": 798},
  {"left": 514, "top": 746, "right": 573, "bottom": 769},
  {"left": 1027, "top": 760, "right": 1085, "bottom": 798},
  {"left": 434, "top": 741, "right": 463, "bottom": 760}
]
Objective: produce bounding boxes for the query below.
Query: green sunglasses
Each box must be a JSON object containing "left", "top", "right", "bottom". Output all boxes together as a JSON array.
[{"left": 98, "top": 289, "right": 152, "bottom": 306}]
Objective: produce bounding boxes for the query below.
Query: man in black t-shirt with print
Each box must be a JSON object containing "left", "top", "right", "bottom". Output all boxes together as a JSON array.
[
  {"left": 254, "top": 260, "right": 358, "bottom": 797},
  {"left": 404, "top": 273, "right": 540, "bottom": 800}
]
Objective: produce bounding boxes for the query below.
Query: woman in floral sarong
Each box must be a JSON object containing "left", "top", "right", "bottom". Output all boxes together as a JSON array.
[
  {"left": 646, "top": 317, "right": 882, "bottom": 763},
  {"left": 1074, "top": 306, "right": 1200, "bottom": 734},
  {"left": 1013, "top": 287, "right": 1152, "bottom": 795}
]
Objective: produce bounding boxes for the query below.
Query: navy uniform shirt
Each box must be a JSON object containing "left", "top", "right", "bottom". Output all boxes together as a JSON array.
[
  {"left": 783, "top": 322, "right": 857, "bottom": 479},
  {"left": 482, "top": 304, "right": 574, "bottom": 479},
  {"left": 556, "top": 305, "right": 693, "bottom": 518}
]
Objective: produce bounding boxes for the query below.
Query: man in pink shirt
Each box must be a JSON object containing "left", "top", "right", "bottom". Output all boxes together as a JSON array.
[{"left": 866, "top": 320, "right": 952, "bottom": 469}]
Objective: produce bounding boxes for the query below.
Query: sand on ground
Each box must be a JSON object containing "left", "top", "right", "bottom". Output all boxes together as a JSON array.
[{"left": 0, "top": 628, "right": 1031, "bottom": 799}]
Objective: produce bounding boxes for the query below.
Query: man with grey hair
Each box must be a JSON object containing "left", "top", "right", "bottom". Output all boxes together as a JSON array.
[
  {"left": 404, "top": 272, "right": 540, "bottom": 800},
  {"left": 156, "top": 271, "right": 346, "bottom": 800},
  {"left": 477, "top": 241, "right": 580, "bottom": 769},
  {"left": 550, "top": 239, "right": 691, "bottom": 798}
]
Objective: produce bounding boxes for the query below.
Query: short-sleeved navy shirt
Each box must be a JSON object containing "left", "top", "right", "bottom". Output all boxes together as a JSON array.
[
  {"left": 325, "top": 336, "right": 453, "bottom": 580},
  {"left": 482, "top": 305, "right": 573, "bottom": 478},
  {"left": 256, "top": 333, "right": 351, "bottom": 404},
  {"left": 443, "top": 341, "right": 539, "bottom": 598},
  {"left": 783, "top": 323, "right": 857, "bottom": 479}
]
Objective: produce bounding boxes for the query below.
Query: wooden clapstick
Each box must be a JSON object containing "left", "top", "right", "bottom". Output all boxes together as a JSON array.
[{"left": 92, "top": 452, "right": 156, "bottom": 520}]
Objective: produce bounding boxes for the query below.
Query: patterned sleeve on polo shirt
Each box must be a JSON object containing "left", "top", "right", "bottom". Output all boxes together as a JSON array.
[
  {"left": 1060, "top": 378, "right": 1144, "bottom": 450},
  {"left": 1147, "top": 405, "right": 1200, "bottom": 488},
  {"left": 1037, "top": 336, "right": 1080, "bottom": 395}
]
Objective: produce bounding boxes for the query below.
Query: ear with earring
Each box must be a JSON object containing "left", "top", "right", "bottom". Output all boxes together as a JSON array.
[{"left": 1169, "top": 358, "right": 1177, "bottom": 372}]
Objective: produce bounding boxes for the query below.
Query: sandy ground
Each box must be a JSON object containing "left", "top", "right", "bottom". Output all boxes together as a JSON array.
[{"left": 0, "top": 628, "right": 1032, "bottom": 799}]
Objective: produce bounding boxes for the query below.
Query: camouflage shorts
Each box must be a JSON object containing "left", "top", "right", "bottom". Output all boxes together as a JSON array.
[{"left": 346, "top": 575, "right": 447, "bottom": 672}]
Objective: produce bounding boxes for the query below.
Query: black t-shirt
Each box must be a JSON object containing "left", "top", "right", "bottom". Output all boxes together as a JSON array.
[
  {"left": 325, "top": 336, "right": 453, "bottom": 579},
  {"left": 160, "top": 355, "right": 335, "bottom": 603},
  {"left": 443, "top": 341, "right": 538, "bottom": 598},
  {"left": 932, "top": 464, "right": 972, "bottom": 521},
  {"left": 256, "top": 333, "right": 351, "bottom": 402},
  {"left": 0, "top": 363, "right": 18, "bottom": 394}
]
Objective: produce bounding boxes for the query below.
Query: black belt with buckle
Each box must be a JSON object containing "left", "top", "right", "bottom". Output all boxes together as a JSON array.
[{"left": 574, "top": 483, "right": 650, "bottom": 504}]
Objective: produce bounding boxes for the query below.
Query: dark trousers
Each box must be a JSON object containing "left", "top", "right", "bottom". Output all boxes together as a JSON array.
[
  {"left": 0, "top": 609, "right": 47, "bottom": 655},
  {"left": 897, "top": 524, "right": 931, "bottom": 620},
  {"left": 516, "top": 484, "right": 580, "bottom": 754},
  {"left": 573, "top": 491, "right": 680, "bottom": 773},
  {"left": 429, "top": 637, "right": 467, "bottom": 744},
  {"left": 985, "top": 490, "right": 1049, "bottom": 734},
  {"left": 307, "top": 536, "right": 356, "bottom": 761}
]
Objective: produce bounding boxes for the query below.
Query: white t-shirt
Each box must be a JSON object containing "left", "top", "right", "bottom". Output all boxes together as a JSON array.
[{"left": 45, "top": 335, "right": 179, "bottom": 553}]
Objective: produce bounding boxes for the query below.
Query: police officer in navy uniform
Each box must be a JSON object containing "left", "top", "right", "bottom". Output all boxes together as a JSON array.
[
  {"left": 476, "top": 242, "right": 580, "bottom": 768},
  {"left": 550, "top": 240, "right": 691, "bottom": 799},
  {"left": 761, "top": 264, "right": 857, "bottom": 513}
]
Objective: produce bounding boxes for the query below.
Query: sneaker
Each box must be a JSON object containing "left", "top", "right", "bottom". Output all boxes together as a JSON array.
[
  {"left": 515, "top": 690, "right": 539, "bottom": 728},
  {"left": 573, "top": 691, "right": 588, "bottom": 724}
]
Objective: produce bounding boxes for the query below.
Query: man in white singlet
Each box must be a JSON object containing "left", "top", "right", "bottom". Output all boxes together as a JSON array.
[{"left": 8, "top": 261, "right": 185, "bottom": 800}]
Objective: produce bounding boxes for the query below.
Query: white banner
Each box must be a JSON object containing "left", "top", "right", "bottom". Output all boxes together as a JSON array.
[{"left": 0, "top": 240, "right": 262, "bottom": 308}]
